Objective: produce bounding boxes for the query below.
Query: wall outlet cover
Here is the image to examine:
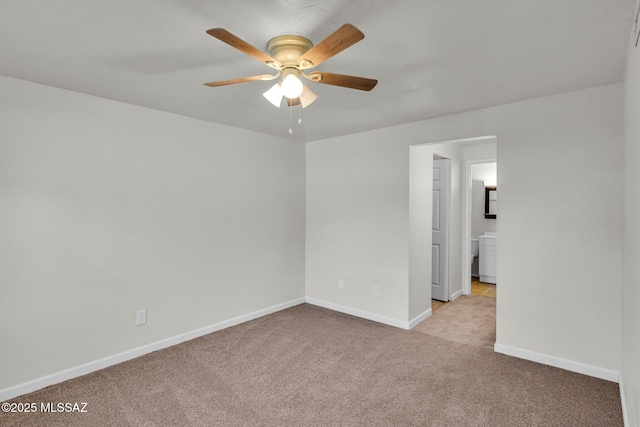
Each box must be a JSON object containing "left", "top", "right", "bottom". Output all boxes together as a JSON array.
[{"left": 136, "top": 309, "right": 147, "bottom": 326}]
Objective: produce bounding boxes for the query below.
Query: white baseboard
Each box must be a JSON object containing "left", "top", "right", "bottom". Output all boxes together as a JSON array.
[
  {"left": 409, "top": 308, "right": 432, "bottom": 329},
  {"left": 305, "top": 297, "right": 411, "bottom": 330},
  {"left": 619, "top": 377, "right": 629, "bottom": 427},
  {"left": 494, "top": 343, "right": 621, "bottom": 383},
  {"left": 450, "top": 289, "right": 463, "bottom": 301},
  {"left": 0, "top": 297, "right": 306, "bottom": 402}
]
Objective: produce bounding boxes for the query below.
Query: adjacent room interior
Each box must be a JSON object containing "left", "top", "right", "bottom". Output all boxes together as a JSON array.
[{"left": 1, "top": 1, "right": 639, "bottom": 425}]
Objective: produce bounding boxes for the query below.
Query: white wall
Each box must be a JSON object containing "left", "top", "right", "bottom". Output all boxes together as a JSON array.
[
  {"left": 306, "top": 84, "right": 623, "bottom": 373},
  {"left": 305, "top": 134, "right": 411, "bottom": 323},
  {"left": 305, "top": 134, "right": 465, "bottom": 325},
  {"left": 0, "top": 76, "right": 306, "bottom": 393},
  {"left": 622, "top": 4, "right": 640, "bottom": 423}
]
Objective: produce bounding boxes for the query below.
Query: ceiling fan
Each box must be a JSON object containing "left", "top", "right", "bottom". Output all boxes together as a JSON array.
[{"left": 204, "top": 24, "right": 378, "bottom": 108}]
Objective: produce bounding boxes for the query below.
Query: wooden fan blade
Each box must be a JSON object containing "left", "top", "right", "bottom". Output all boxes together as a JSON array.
[
  {"left": 204, "top": 74, "right": 270, "bottom": 87},
  {"left": 206, "top": 28, "right": 281, "bottom": 69},
  {"left": 308, "top": 72, "right": 377, "bottom": 91},
  {"left": 298, "top": 24, "right": 364, "bottom": 69}
]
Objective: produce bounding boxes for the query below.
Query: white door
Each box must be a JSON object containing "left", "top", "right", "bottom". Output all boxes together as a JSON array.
[{"left": 432, "top": 158, "right": 450, "bottom": 302}]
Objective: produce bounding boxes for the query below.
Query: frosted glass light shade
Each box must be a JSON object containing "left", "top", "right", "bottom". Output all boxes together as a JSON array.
[
  {"left": 281, "top": 74, "right": 303, "bottom": 99},
  {"left": 263, "top": 83, "right": 283, "bottom": 107},
  {"left": 299, "top": 84, "right": 318, "bottom": 108}
]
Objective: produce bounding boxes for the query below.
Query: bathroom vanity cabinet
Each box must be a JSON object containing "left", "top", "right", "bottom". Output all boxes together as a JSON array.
[{"left": 479, "top": 233, "right": 496, "bottom": 284}]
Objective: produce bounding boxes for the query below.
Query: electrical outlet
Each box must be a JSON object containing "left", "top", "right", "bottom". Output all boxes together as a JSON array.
[
  {"left": 338, "top": 278, "right": 345, "bottom": 289},
  {"left": 136, "top": 309, "right": 147, "bottom": 326},
  {"left": 373, "top": 286, "right": 380, "bottom": 297}
]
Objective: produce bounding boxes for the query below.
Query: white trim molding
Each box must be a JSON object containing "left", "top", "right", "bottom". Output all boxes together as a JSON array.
[
  {"left": 305, "top": 297, "right": 414, "bottom": 330},
  {"left": 619, "top": 377, "right": 629, "bottom": 427},
  {"left": 409, "top": 308, "right": 432, "bottom": 329},
  {"left": 494, "top": 343, "right": 621, "bottom": 383},
  {"left": 0, "top": 297, "right": 306, "bottom": 402},
  {"left": 450, "top": 289, "right": 463, "bottom": 301}
]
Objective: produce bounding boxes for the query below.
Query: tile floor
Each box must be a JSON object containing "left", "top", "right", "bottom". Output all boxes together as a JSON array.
[
  {"left": 431, "top": 299, "right": 447, "bottom": 312},
  {"left": 471, "top": 277, "right": 497, "bottom": 297},
  {"left": 431, "top": 277, "right": 496, "bottom": 312}
]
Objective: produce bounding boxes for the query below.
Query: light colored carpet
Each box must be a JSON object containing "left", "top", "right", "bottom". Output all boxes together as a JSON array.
[
  {"left": 0, "top": 303, "right": 623, "bottom": 426},
  {"left": 414, "top": 295, "right": 496, "bottom": 349}
]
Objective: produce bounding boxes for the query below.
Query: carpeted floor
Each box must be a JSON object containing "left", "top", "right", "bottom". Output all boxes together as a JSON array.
[
  {"left": 1, "top": 303, "right": 623, "bottom": 426},
  {"left": 415, "top": 294, "right": 496, "bottom": 349}
]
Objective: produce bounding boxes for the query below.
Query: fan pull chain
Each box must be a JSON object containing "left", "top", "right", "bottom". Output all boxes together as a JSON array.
[
  {"left": 289, "top": 100, "right": 293, "bottom": 134},
  {"left": 298, "top": 103, "right": 302, "bottom": 125}
]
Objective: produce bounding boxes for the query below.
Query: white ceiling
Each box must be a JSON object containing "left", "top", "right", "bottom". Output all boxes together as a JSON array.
[{"left": 0, "top": 0, "right": 635, "bottom": 142}]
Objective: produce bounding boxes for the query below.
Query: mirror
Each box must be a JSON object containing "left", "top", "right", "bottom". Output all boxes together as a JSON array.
[{"left": 484, "top": 187, "right": 497, "bottom": 219}]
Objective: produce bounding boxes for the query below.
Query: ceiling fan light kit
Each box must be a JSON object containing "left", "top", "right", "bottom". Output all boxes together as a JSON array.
[
  {"left": 263, "top": 83, "right": 284, "bottom": 107},
  {"left": 298, "top": 84, "right": 318, "bottom": 108},
  {"left": 280, "top": 69, "right": 304, "bottom": 98},
  {"left": 204, "top": 24, "right": 377, "bottom": 113}
]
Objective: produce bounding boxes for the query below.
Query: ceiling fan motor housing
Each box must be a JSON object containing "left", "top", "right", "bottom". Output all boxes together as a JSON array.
[{"left": 266, "top": 35, "right": 314, "bottom": 69}]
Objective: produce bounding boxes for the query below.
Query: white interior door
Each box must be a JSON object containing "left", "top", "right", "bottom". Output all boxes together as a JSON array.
[{"left": 432, "top": 158, "right": 450, "bottom": 302}]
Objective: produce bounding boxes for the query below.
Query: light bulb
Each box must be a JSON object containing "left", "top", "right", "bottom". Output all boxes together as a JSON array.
[{"left": 281, "top": 74, "right": 303, "bottom": 99}]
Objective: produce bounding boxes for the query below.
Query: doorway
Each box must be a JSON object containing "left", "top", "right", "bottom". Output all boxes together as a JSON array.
[
  {"left": 408, "top": 136, "right": 496, "bottom": 325},
  {"left": 464, "top": 159, "right": 497, "bottom": 295}
]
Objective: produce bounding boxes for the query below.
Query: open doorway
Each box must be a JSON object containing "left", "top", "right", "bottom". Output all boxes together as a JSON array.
[
  {"left": 424, "top": 156, "right": 497, "bottom": 347},
  {"left": 464, "top": 159, "right": 497, "bottom": 297},
  {"left": 408, "top": 136, "right": 496, "bottom": 326}
]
